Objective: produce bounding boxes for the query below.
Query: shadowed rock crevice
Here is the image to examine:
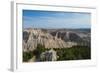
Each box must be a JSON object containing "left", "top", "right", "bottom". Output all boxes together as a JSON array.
[{"left": 23, "top": 28, "right": 90, "bottom": 52}]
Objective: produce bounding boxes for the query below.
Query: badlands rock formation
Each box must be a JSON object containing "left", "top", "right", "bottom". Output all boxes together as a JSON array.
[
  {"left": 23, "top": 28, "right": 79, "bottom": 52},
  {"left": 23, "top": 28, "right": 90, "bottom": 52}
]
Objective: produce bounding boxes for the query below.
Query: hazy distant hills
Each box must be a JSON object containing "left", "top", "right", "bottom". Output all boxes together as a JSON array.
[
  {"left": 23, "top": 28, "right": 90, "bottom": 52},
  {"left": 47, "top": 28, "right": 90, "bottom": 44}
]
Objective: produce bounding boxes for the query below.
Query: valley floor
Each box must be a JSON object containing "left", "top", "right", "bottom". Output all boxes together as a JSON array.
[{"left": 23, "top": 45, "right": 91, "bottom": 62}]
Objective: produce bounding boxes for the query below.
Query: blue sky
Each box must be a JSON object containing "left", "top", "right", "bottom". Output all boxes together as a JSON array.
[{"left": 23, "top": 10, "right": 91, "bottom": 29}]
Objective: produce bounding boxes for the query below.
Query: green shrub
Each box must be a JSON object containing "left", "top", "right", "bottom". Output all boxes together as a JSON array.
[
  {"left": 23, "top": 51, "right": 33, "bottom": 62},
  {"left": 23, "top": 45, "right": 91, "bottom": 62},
  {"left": 56, "top": 46, "right": 91, "bottom": 61}
]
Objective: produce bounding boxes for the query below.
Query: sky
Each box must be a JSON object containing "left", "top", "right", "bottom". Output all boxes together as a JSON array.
[{"left": 23, "top": 10, "right": 91, "bottom": 29}]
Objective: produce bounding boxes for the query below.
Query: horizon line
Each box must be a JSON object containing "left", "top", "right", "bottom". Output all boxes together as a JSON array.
[{"left": 23, "top": 27, "right": 91, "bottom": 29}]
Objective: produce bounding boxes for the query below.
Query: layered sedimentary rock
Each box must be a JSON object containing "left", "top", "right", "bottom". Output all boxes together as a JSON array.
[
  {"left": 23, "top": 28, "right": 90, "bottom": 52},
  {"left": 23, "top": 28, "right": 78, "bottom": 52},
  {"left": 40, "top": 49, "right": 57, "bottom": 61}
]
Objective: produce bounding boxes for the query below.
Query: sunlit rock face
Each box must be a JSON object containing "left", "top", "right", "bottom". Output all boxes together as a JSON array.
[
  {"left": 23, "top": 28, "right": 90, "bottom": 52},
  {"left": 40, "top": 49, "right": 57, "bottom": 61}
]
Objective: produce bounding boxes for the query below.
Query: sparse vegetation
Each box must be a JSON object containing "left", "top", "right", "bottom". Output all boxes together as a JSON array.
[
  {"left": 56, "top": 46, "right": 91, "bottom": 60},
  {"left": 23, "top": 45, "right": 91, "bottom": 62},
  {"left": 23, "top": 51, "right": 33, "bottom": 62},
  {"left": 23, "top": 28, "right": 91, "bottom": 62}
]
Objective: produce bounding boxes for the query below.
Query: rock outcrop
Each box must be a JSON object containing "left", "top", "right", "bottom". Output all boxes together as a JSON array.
[
  {"left": 40, "top": 49, "right": 57, "bottom": 61},
  {"left": 23, "top": 28, "right": 90, "bottom": 52}
]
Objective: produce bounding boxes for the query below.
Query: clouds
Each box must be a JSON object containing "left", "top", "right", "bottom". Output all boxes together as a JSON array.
[{"left": 23, "top": 10, "right": 91, "bottom": 29}]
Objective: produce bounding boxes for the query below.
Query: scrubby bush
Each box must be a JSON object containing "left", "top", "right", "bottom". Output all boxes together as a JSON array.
[
  {"left": 56, "top": 46, "right": 91, "bottom": 61},
  {"left": 23, "top": 51, "right": 33, "bottom": 62},
  {"left": 23, "top": 45, "right": 91, "bottom": 62}
]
